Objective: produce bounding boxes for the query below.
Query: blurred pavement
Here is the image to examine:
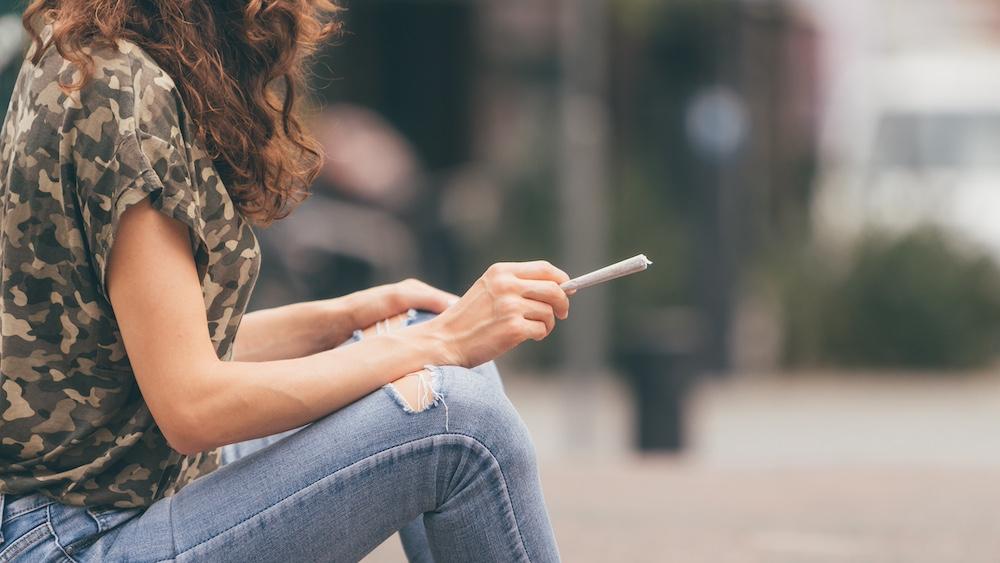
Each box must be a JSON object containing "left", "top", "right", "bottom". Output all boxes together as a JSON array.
[{"left": 364, "top": 369, "right": 1000, "bottom": 562}]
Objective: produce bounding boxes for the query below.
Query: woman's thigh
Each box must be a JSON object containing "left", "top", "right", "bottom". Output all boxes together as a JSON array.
[
  {"left": 76, "top": 360, "right": 535, "bottom": 563},
  {"left": 219, "top": 424, "right": 308, "bottom": 466}
]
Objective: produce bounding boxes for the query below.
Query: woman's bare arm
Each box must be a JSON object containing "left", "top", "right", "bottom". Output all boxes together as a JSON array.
[
  {"left": 232, "top": 279, "right": 458, "bottom": 362},
  {"left": 231, "top": 301, "right": 354, "bottom": 362},
  {"left": 107, "top": 201, "right": 569, "bottom": 455}
]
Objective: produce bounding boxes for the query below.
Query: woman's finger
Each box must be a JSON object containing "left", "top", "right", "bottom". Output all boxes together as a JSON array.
[
  {"left": 398, "top": 279, "right": 460, "bottom": 313},
  {"left": 506, "top": 261, "right": 570, "bottom": 285},
  {"left": 521, "top": 298, "right": 556, "bottom": 336},
  {"left": 518, "top": 279, "right": 569, "bottom": 320},
  {"left": 520, "top": 318, "right": 550, "bottom": 342}
]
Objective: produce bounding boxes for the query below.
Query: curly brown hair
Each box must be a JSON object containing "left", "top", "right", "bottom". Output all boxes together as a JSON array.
[{"left": 22, "top": 0, "right": 342, "bottom": 225}]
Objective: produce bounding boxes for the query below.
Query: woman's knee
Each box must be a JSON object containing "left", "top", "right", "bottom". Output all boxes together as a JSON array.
[
  {"left": 433, "top": 364, "right": 536, "bottom": 459},
  {"left": 380, "top": 360, "right": 533, "bottom": 451}
]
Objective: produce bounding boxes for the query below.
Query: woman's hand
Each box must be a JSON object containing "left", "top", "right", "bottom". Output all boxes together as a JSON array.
[
  {"left": 348, "top": 279, "right": 459, "bottom": 332},
  {"left": 419, "top": 261, "right": 571, "bottom": 368}
]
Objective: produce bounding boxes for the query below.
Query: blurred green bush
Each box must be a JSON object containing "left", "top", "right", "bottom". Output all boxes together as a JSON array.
[{"left": 779, "top": 228, "right": 1000, "bottom": 370}]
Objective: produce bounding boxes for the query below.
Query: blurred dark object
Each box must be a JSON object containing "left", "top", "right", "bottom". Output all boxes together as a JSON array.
[
  {"left": 0, "top": 10, "right": 27, "bottom": 123},
  {"left": 619, "top": 307, "right": 703, "bottom": 451},
  {"left": 610, "top": 1, "right": 820, "bottom": 375},
  {"left": 311, "top": 0, "right": 474, "bottom": 170},
  {"left": 779, "top": 227, "right": 1000, "bottom": 370}
]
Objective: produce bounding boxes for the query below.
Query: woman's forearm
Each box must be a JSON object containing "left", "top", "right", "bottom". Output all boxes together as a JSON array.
[
  {"left": 232, "top": 299, "right": 356, "bottom": 362},
  {"left": 170, "top": 321, "right": 452, "bottom": 454},
  {"left": 231, "top": 282, "right": 455, "bottom": 362}
]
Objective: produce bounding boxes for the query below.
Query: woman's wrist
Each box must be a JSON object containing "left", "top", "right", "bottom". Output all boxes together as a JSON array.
[{"left": 407, "top": 317, "right": 463, "bottom": 367}]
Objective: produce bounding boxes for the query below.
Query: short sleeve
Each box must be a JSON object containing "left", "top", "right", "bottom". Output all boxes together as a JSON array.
[
  {"left": 69, "top": 46, "right": 208, "bottom": 301},
  {"left": 95, "top": 131, "right": 208, "bottom": 293}
]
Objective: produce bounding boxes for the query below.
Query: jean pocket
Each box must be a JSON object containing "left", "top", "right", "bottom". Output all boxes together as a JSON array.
[
  {"left": 0, "top": 495, "right": 56, "bottom": 563},
  {"left": 1, "top": 492, "right": 54, "bottom": 546},
  {"left": 0, "top": 521, "right": 52, "bottom": 562}
]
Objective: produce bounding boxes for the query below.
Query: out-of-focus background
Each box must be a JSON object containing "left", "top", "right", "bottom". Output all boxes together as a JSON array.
[{"left": 6, "top": 0, "right": 1000, "bottom": 560}]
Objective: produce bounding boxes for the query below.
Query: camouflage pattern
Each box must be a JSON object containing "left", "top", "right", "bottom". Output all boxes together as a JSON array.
[{"left": 0, "top": 32, "right": 261, "bottom": 508}]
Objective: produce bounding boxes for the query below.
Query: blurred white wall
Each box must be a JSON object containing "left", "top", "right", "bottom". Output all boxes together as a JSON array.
[{"left": 794, "top": 0, "right": 1000, "bottom": 258}]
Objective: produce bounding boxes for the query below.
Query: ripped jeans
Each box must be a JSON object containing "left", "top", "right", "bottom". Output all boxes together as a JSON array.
[{"left": 0, "top": 310, "right": 560, "bottom": 562}]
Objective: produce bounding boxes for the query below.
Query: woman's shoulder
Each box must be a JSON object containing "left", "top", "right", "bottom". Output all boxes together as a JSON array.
[
  {"left": 108, "top": 39, "right": 180, "bottom": 96},
  {"left": 28, "top": 33, "right": 181, "bottom": 125},
  {"left": 16, "top": 34, "right": 198, "bottom": 186}
]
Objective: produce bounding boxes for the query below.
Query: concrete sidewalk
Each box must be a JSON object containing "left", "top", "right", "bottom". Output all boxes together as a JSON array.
[{"left": 364, "top": 370, "right": 1000, "bottom": 562}]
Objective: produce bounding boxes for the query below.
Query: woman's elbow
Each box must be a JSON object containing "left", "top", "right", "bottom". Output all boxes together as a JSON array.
[
  {"left": 165, "top": 436, "right": 202, "bottom": 457},
  {"left": 153, "top": 398, "right": 214, "bottom": 456},
  {"left": 136, "top": 363, "right": 223, "bottom": 456},
  {"left": 157, "top": 413, "right": 212, "bottom": 455}
]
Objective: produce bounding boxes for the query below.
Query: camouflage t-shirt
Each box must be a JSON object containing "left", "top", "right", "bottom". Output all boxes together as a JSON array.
[{"left": 0, "top": 35, "right": 261, "bottom": 508}]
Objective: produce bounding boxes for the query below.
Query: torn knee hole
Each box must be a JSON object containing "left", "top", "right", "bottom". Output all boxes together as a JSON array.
[{"left": 386, "top": 369, "right": 441, "bottom": 413}]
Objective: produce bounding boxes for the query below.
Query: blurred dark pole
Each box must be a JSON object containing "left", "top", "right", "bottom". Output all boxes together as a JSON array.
[
  {"left": 690, "top": 85, "right": 747, "bottom": 375},
  {"left": 558, "top": 0, "right": 611, "bottom": 449},
  {"left": 609, "top": 2, "right": 749, "bottom": 451},
  {"left": 693, "top": 1, "right": 820, "bottom": 375}
]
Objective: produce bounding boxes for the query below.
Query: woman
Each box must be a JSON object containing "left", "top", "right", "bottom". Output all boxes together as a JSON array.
[{"left": 0, "top": 1, "right": 567, "bottom": 561}]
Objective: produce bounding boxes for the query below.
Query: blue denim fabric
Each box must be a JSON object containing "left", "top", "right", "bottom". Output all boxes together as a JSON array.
[{"left": 0, "top": 310, "right": 560, "bottom": 562}]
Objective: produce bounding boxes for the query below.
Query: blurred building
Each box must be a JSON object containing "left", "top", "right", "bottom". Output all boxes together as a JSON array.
[{"left": 808, "top": 0, "right": 1000, "bottom": 259}]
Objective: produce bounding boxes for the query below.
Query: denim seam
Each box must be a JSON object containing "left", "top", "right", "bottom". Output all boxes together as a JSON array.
[
  {"left": 6, "top": 501, "right": 55, "bottom": 520},
  {"left": 46, "top": 504, "right": 80, "bottom": 563},
  {"left": 0, "top": 522, "right": 50, "bottom": 562},
  {"left": 84, "top": 508, "right": 104, "bottom": 534},
  {"left": 424, "top": 365, "right": 529, "bottom": 557},
  {"left": 168, "top": 432, "right": 531, "bottom": 562},
  {"left": 438, "top": 429, "right": 531, "bottom": 562},
  {"left": 168, "top": 490, "right": 179, "bottom": 559}
]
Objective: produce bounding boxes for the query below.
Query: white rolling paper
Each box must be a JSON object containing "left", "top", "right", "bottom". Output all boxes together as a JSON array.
[{"left": 560, "top": 254, "right": 652, "bottom": 293}]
